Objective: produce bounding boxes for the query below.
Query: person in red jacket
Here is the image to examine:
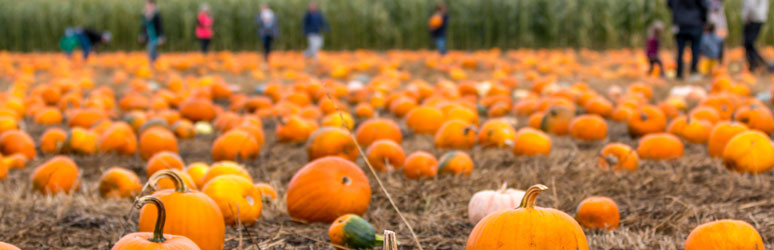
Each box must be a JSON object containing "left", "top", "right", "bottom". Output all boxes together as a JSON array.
[{"left": 196, "top": 4, "right": 214, "bottom": 54}]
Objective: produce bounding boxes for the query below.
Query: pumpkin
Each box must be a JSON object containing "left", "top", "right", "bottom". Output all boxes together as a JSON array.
[
  {"left": 722, "top": 131, "right": 774, "bottom": 173},
  {"left": 355, "top": 118, "right": 402, "bottom": 147},
  {"left": 611, "top": 106, "right": 634, "bottom": 122},
  {"left": 388, "top": 97, "right": 417, "bottom": 117},
  {"left": 0, "top": 130, "right": 36, "bottom": 160},
  {"left": 0, "top": 242, "right": 19, "bottom": 250},
  {"left": 403, "top": 151, "right": 438, "bottom": 179},
  {"left": 98, "top": 167, "right": 142, "bottom": 199},
  {"left": 185, "top": 162, "right": 210, "bottom": 189},
  {"left": 113, "top": 196, "right": 201, "bottom": 250},
  {"left": 437, "top": 151, "right": 473, "bottom": 176},
  {"left": 584, "top": 97, "right": 613, "bottom": 117},
  {"left": 636, "top": 133, "right": 684, "bottom": 160},
  {"left": 306, "top": 127, "right": 359, "bottom": 162},
  {"left": 684, "top": 219, "right": 763, "bottom": 250},
  {"left": 211, "top": 130, "right": 260, "bottom": 161},
  {"left": 466, "top": 184, "right": 589, "bottom": 249},
  {"left": 512, "top": 127, "right": 551, "bottom": 156},
  {"left": 575, "top": 196, "right": 619, "bottom": 231},
  {"left": 569, "top": 114, "right": 608, "bottom": 141},
  {"left": 202, "top": 175, "right": 262, "bottom": 225},
  {"left": 155, "top": 169, "right": 198, "bottom": 191},
  {"left": 286, "top": 157, "right": 371, "bottom": 223},
  {"left": 2, "top": 154, "right": 27, "bottom": 170},
  {"left": 428, "top": 13, "right": 443, "bottom": 29},
  {"left": 667, "top": 116, "right": 713, "bottom": 144},
  {"left": 98, "top": 122, "right": 138, "bottom": 155},
  {"left": 328, "top": 214, "right": 384, "bottom": 249},
  {"left": 140, "top": 118, "right": 171, "bottom": 133},
  {"left": 31, "top": 156, "right": 80, "bottom": 195},
  {"left": 40, "top": 128, "right": 67, "bottom": 154},
  {"left": 0, "top": 116, "right": 18, "bottom": 135},
  {"left": 213, "top": 112, "right": 242, "bottom": 132},
  {"left": 322, "top": 111, "right": 355, "bottom": 130},
  {"left": 477, "top": 119, "right": 517, "bottom": 147},
  {"left": 125, "top": 111, "right": 148, "bottom": 132},
  {"left": 33, "top": 107, "right": 63, "bottom": 125},
  {"left": 254, "top": 182, "right": 278, "bottom": 200},
  {"left": 365, "top": 139, "right": 405, "bottom": 171},
  {"left": 405, "top": 106, "right": 445, "bottom": 134},
  {"left": 538, "top": 106, "right": 573, "bottom": 135},
  {"left": 139, "top": 170, "right": 225, "bottom": 250},
  {"left": 201, "top": 161, "right": 252, "bottom": 186},
  {"left": 275, "top": 115, "right": 319, "bottom": 143},
  {"left": 527, "top": 112, "right": 544, "bottom": 129},
  {"left": 179, "top": 98, "right": 217, "bottom": 122},
  {"left": 434, "top": 120, "right": 477, "bottom": 149},
  {"left": 734, "top": 104, "right": 774, "bottom": 134},
  {"left": 171, "top": 120, "right": 196, "bottom": 139},
  {"left": 67, "top": 108, "right": 107, "bottom": 128},
  {"left": 0, "top": 161, "right": 7, "bottom": 180},
  {"left": 139, "top": 127, "right": 179, "bottom": 160},
  {"left": 597, "top": 143, "right": 638, "bottom": 171},
  {"left": 145, "top": 152, "right": 185, "bottom": 177},
  {"left": 467, "top": 183, "right": 525, "bottom": 224},
  {"left": 627, "top": 105, "right": 666, "bottom": 137},
  {"left": 64, "top": 127, "right": 98, "bottom": 155},
  {"left": 707, "top": 122, "right": 748, "bottom": 157},
  {"left": 689, "top": 106, "right": 721, "bottom": 124},
  {"left": 354, "top": 103, "right": 375, "bottom": 118}
]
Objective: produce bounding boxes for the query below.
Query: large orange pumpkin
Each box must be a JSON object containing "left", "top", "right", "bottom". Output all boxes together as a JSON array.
[
  {"left": 31, "top": 156, "right": 80, "bottom": 195},
  {"left": 684, "top": 219, "right": 763, "bottom": 250},
  {"left": 286, "top": 157, "right": 371, "bottom": 223},
  {"left": 569, "top": 114, "right": 608, "bottom": 141},
  {"left": 707, "top": 121, "right": 748, "bottom": 157},
  {"left": 405, "top": 106, "right": 445, "bottom": 134},
  {"left": 113, "top": 196, "right": 202, "bottom": 250},
  {"left": 722, "top": 131, "right": 774, "bottom": 173},
  {"left": 212, "top": 130, "right": 260, "bottom": 161},
  {"left": 306, "top": 127, "right": 358, "bottom": 162},
  {"left": 0, "top": 130, "right": 36, "bottom": 160},
  {"left": 355, "top": 118, "right": 402, "bottom": 147},
  {"left": 466, "top": 184, "right": 589, "bottom": 249},
  {"left": 139, "top": 127, "right": 179, "bottom": 160}
]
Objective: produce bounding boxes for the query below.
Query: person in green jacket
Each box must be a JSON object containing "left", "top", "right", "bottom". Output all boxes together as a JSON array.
[{"left": 139, "top": 0, "right": 165, "bottom": 62}]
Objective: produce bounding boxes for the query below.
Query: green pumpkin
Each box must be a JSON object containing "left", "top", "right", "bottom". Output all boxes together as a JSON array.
[{"left": 328, "top": 214, "right": 384, "bottom": 249}]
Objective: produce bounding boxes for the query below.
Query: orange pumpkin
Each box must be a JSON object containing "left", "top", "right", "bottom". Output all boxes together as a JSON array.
[
  {"left": 684, "top": 219, "right": 763, "bottom": 250},
  {"left": 321, "top": 111, "right": 355, "bottom": 130},
  {"left": 569, "top": 114, "right": 608, "bottom": 141},
  {"left": 540, "top": 106, "right": 574, "bottom": 135},
  {"left": 667, "top": 116, "right": 713, "bottom": 144},
  {"left": 155, "top": 169, "right": 198, "bottom": 191},
  {"left": 388, "top": 97, "right": 417, "bottom": 117},
  {"left": 171, "top": 120, "right": 196, "bottom": 139},
  {"left": 365, "top": 139, "right": 405, "bottom": 171},
  {"left": 689, "top": 106, "right": 721, "bottom": 124},
  {"left": 596, "top": 143, "right": 638, "bottom": 171},
  {"left": 707, "top": 122, "right": 748, "bottom": 157},
  {"left": 575, "top": 196, "right": 619, "bottom": 231},
  {"left": 186, "top": 162, "right": 210, "bottom": 188},
  {"left": 2, "top": 154, "right": 27, "bottom": 170},
  {"left": 466, "top": 184, "right": 589, "bottom": 249},
  {"left": 636, "top": 133, "right": 684, "bottom": 160},
  {"left": 40, "top": 128, "right": 67, "bottom": 154},
  {"left": 201, "top": 161, "right": 253, "bottom": 186},
  {"left": 512, "top": 127, "right": 551, "bottom": 156},
  {"left": 145, "top": 151, "right": 185, "bottom": 177},
  {"left": 139, "top": 127, "right": 179, "bottom": 160},
  {"left": 306, "top": 127, "right": 358, "bottom": 162},
  {"left": 584, "top": 97, "right": 613, "bottom": 117},
  {"left": 354, "top": 103, "right": 375, "bottom": 118},
  {"left": 275, "top": 115, "right": 319, "bottom": 143},
  {"left": 202, "top": 174, "right": 262, "bottom": 225},
  {"left": 98, "top": 122, "right": 138, "bottom": 155},
  {"left": 405, "top": 106, "right": 445, "bottom": 134},
  {"left": 355, "top": 118, "right": 402, "bottom": 147},
  {"left": 428, "top": 13, "right": 443, "bottom": 29},
  {"left": 179, "top": 98, "right": 217, "bottom": 122},
  {"left": 434, "top": 120, "right": 477, "bottom": 149},
  {"left": 627, "top": 105, "right": 666, "bottom": 137},
  {"left": 722, "top": 131, "right": 774, "bottom": 173},
  {"left": 478, "top": 118, "right": 517, "bottom": 147},
  {"left": 65, "top": 127, "right": 98, "bottom": 155},
  {"left": 0, "top": 242, "right": 20, "bottom": 250},
  {"left": 403, "top": 151, "right": 438, "bottom": 179},
  {"left": 0, "top": 116, "right": 18, "bottom": 134},
  {"left": 211, "top": 130, "right": 260, "bottom": 162},
  {"left": 734, "top": 104, "right": 774, "bottom": 134},
  {"left": 33, "top": 107, "right": 63, "bottom": 125},
  {"left": 611, "top": 106, "right": 635, "bottom": 122},
  {"left": 437, "top": 151, "right": 473, "bottom": 176},
  {"left": 114, "top": 196, "right": 202, "bottom": 250},
  {"left": 286, "top": 157, "right": 371, "bottom": 223},
  {"left": 0, "top": 130, "right": 36, "bottom": 160},
  {"left": 98, "top": 167, "right": 142, "bottom": 199},
  {"left": 67, "top": 108, "right": 107, "bottom": 128},
  {"left": 31, "top": 156, "right": 80, "bottom": 195},
  {"left": 255, "top": 182, "right": 278, "bottom": 200}
]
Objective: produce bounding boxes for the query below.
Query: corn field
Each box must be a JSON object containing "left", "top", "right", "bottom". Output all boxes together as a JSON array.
[{"left": 0, "top": 0, "right": 772, "bottom": 51}]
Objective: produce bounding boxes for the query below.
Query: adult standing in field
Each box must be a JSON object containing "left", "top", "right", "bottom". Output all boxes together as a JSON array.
[
  {"left": 667, "top": 0, "right": 708, "bottom": 79},
  {"left": 707, "top": 0, "right": 727, "bottom": 63},
  {"left": 303, "top": 2, "right": 328, "bottom": 60},
  {"left": 140, "top": 0, "right": 164, "bottom": 63},
  {"left": 59, "top": 27, "right": 111, "bottom": 59},
  {"left": 257, "top": 4, "right": 279, "bottom": 62},
  {"left": 196, "top": 4, "right": 214, "bottom": 54},
  {"left": 429, "top": 3, "right": 449, "bottom": 56},
  {"left": 742, "top": 0, "right": 774, "bottom": 73}
]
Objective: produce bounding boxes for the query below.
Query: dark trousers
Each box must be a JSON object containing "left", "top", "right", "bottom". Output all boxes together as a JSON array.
[
  {"left": 199, "top": 39, "right": 211, "bottom": 54},
  {"left": 262, "top": 35, "right": 273, "bottom": 62},
  {"left": 648, "top": 57, "right": 664, "bottom": 76},
  {"left": 744, "top": 22, "right": 766, "bottom": 71},
  {"left": 674, "top": 26, "right": 702, "bottom": 78}
]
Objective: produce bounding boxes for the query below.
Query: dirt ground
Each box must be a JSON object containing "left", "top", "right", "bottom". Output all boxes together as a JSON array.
[{"left": 1, "top": 50, "right": 774, "bottom": 250}]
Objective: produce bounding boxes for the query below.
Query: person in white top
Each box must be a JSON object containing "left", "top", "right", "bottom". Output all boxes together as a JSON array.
[{"left": 742, "top": 0, "right": 773, "bottom": 72}]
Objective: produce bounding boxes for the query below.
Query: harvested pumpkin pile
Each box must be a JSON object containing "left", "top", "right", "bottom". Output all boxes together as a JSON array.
[{"left": 0, "top": 49, "right": 774, "bottom": 249}]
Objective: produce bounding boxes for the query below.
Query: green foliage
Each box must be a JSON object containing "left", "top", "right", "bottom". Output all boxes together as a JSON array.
[{"left": 0, "top": 0, "right": 772, "bottom": 51}]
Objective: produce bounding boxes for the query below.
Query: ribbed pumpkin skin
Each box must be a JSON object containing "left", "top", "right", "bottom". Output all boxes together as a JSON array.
[
  {"left": 685, "top": 219, "right": 763, "bottom": 250},
  {"left": 139, "top": 189, "right": 225, "bottom": 250},
  {"left": 328, "top": 214, "right": 379, "bottom": 249},
  {"left": 286, "top": 157, "right": 371, "bottom": 223},
  {"left": 306, "top": 127, "right": 359, "bottom": 162},
  {"left": 111, "top": 232, "right": 201, "bottom": 250},
  {"left": 466, "top": 208, "right": 589, "bottom": 250}
]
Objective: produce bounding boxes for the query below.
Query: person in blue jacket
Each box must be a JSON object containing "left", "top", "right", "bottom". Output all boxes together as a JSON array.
[
  {"left": 429, "top": 3, "right": 449, "bottom": 55},
  {"left": 60, "top": 27, "right": 111, "bottom": 59},
  {"left": 303, "top": 2, "right": 328, "bottom": 60}
]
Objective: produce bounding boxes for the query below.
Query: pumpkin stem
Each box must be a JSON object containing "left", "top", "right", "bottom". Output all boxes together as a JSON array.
[
  {"left": 149, "top": 169, "right": 187, "bottom": 193},
  {"left": 342, "top": 176, "right": 351, "bottom": 185},
  {"left": 519, "top": 184, "right": 548, "bottom": 209},
  {"left": 134, "top": 195, "right": 167, "bottom": 243},
  {"left": 463, "top": 125, "right": 476, "bottom": 135},
  {"left": 381, "top": 230, "right": 397, "bottom": 250},
  {"left": 498, "top": 182, "right": 508, "bottom": 192}
]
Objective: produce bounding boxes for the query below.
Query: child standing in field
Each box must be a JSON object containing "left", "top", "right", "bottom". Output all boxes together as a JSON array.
[
  {"left": 303, "top": 2, "right": 328, "bottom": 60},
  {"left": 700, "top": 24, "right": 723, "bottom": 75},
  {"left": 645, "top": 21, "right": 664, "bottom": 77},
  {"left": 429, "top": 3, "right": 449, "bottom": 56},
  {"left": 257, "top": 4, "right": 279, "bottom": 62},
  {"left": 196, "top": 4, "right": 213, "bottom": 54},
  {"left": 140, "top": 0, "right": 164, "bottom": 62}
]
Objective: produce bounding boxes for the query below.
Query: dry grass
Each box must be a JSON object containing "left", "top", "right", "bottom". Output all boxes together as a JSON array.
[{"left": 1, "top": 51, "right": 774, "bottom": 250}]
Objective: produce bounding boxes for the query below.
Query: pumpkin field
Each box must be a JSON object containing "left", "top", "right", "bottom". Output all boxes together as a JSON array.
[{"left": 0, "top": 47, "right": 774, "bottom": 250}]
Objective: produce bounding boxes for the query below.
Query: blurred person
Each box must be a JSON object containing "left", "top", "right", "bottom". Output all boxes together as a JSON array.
[
  {"left": 139, "top": 0, "right": 164, "bottom": 62},
  {"left": 700, "top": 23, "right": 723, "bottom": 75},
  {"left": 742, "top": 0, "right": 774, "bottom": 73},
  {"left": 303, "top": 2, "right": 328, "bottom": 60},
  {"left": 256, "top": 4, "right": 279, "bottom": 62},
  {"left": 707, "top": 0, "right": 727, "bottom": 62},
  {"left": 429, "top": 3, "right": 449, "bottom": 56},
  {"left": 667, "top": 0, "right": 708, "bottom": 79},
  {"left": 59, "top": 27, "right": 111, "bottom": 59},
  {"left": 645, "top": 21, "right": 665, "bottom": 77},
  {"left": 196, "top": 4, "right": 214, "bottom": 54}
]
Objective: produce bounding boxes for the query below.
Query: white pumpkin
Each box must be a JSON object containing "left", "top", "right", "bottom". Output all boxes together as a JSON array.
[{"left": 467, "top": 183, "right": 526, "bottom": 224}]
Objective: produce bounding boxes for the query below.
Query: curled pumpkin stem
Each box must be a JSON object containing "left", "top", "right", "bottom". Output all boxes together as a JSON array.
[
  {"left": 519, "top": 184, "right": 548, "bottom": 209},
  {"left": 134, "top": 195, "right": 166, "bottom": 243},
  {"left": 149, "top": 169, "right": 187, "bottom": 192}
]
